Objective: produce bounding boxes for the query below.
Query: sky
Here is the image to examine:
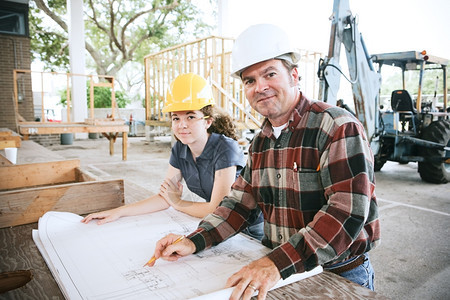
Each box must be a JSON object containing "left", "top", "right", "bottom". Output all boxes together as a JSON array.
[
  {"left": 217, "top": 0, "right": 450, "bottom": 59},
  {"left": 212, "top": 0, "right": 449, "bottom": 100}
]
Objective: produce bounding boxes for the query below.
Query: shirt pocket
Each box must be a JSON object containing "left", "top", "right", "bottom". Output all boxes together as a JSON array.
[{"left": 290, "top": 170, "right": 324, "bottom": 211}]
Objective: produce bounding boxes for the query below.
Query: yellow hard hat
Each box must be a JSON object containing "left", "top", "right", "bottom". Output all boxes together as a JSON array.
[{"left": 162, "top": 73, "right": 215, "bottom": 112}]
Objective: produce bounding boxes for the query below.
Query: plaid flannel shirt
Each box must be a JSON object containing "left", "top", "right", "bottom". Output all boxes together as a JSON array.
[{"left": 188, "top": 94, "right": 380, "bottom": 279}]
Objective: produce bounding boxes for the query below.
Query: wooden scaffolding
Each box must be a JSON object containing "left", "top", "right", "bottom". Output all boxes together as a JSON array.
[{"left": 144, "top": 35, "right": 323, "bottom": 131}]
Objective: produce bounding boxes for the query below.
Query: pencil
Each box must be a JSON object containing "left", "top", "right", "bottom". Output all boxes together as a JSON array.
[{"left": 143, "top": 235, "right": 185, "bottom": 267}]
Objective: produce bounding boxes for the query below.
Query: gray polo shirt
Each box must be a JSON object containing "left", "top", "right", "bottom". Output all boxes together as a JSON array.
[{"left": 169, "top": 133, "right": 246, "bottom": 201}]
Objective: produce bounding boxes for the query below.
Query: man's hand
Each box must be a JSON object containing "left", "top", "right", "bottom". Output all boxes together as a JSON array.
[
  {"left": 226, "top": 256, "right": 281, "bottom": 300},
  {"left": 148, "top": 234, "right": 196, "bottom": 266}
]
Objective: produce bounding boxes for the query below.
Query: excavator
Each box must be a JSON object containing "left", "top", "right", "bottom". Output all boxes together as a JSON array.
[{"left": 317, "top": 0, "right": 450, "bottom": 183}]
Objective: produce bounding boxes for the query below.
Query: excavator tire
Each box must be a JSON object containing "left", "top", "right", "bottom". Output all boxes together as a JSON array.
[{"left": 418, "top": 120, "right": 450, "bottom": 183}]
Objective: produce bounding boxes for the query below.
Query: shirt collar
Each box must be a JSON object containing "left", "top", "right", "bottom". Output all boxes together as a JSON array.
[
  {"left": 179, "top": 133, "right": 218, "bottom": 161},
  {"left": 260, "top": 92, "right": 311, "bottom": 138}
]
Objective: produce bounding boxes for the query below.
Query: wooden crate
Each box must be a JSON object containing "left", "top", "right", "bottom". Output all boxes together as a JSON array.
[{"left": 0, "top": 159, "right": 124, "bottom": 228}]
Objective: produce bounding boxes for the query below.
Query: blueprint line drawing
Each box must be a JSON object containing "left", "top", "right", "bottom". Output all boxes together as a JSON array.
[{"left": 33, "top": 208, "right": 322, "bottom": 300}]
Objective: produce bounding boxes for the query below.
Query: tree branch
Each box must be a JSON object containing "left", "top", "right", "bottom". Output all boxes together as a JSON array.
[
  {"left": 34, "top": 0, "right": 68, "bottom": 31},
  {"left": 109, "top": 0, "right": 123, "bottom": 53}
]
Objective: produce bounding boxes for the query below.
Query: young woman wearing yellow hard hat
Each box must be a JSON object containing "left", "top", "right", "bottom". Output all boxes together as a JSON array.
[{"left": 82, "top": 73, "right": 264, "bottom": 240}]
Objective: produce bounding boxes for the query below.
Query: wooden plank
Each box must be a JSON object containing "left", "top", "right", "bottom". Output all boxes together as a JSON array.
[
  {"left": 16, "top": 124, "right": 128, "bottom": 161},
  {"left": 122, "top": 131, "right": 128, "bottom": 161},
  {"left": 93, "top": 82, "right": 112, "bottom": 88},
  {"left": 75, "top": 167, "right": 96, "bottom": 182},
  {"left": 0, "top": 223, "right": 65, "bottom": 299},
  {"left": 0, "top": 140, "right": 17, "bottom": 149},
  {"left": 145, "top": 120, "right": 171, "bottom": 127},
  {"left": 0, "top": 179, "right": 124, "bottom": 228},
  {"left": 84, "top": 118, "right": 125, "bottom": 126},
  {"left": 0, "top": 128, "right": 15, "bottom": 136},
  {"left": 0, "top": 160, "right": 80, "bottom": 190},
  {"left": 18, "top": 123, "right": 129, "bottom": 135},
  {"left": 264, "top": 271, "right": 387, "bottom": 299},
  {"left": 0, "top": 154, "right": 13, "bottom": 166},
  {"left": 0, "top": 128, "right": 21, "bottom": 148},
  {"left": 15, "top": 140, "right": 65, "bottom": 165},
  {"left": 0, "top": 220, "right": 386, "bottom": 299}
]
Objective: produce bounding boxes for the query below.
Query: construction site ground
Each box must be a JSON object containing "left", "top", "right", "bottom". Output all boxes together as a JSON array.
[{"left": 19, "top": 135, "right": 450, "bottom": 300}]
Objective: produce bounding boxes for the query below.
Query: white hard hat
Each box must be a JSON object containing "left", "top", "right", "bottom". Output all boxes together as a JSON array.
[{"left": 231, "top": 24, "right": 301, "bottom": 79}]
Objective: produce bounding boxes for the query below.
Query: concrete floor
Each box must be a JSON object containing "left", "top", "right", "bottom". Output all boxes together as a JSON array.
[{"left": 45, "top": 136, "right": 450, "bottom": 300}]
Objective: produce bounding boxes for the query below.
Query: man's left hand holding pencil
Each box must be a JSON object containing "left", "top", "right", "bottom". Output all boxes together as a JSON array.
[{"left": 144, "top": 234, "right": 196, "bottom": 267}]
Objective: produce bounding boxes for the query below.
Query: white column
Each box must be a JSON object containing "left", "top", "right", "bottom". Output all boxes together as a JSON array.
[
  {"left": 67, "top": 0, "right": 88, "bottom": 138},
  {"left": 217, "top": 0, "right": 231, "bottom": 37}
]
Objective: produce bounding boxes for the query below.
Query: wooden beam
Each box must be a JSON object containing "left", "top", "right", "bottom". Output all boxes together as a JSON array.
[
  {"left": 0, "top": 160, "right": 80, "bottom": 190},
  {"left": 16, "top": 123, "right": 129, "bottom": 160},
  {"left": 0, "top": 141, "right": 17, "bottom": 149},
  {"left": 145, "top": 120, "right": 171, "bottom": 127},
  {"left": 17, "top": 123, "right": 129, "bottom": 135},
  {"left": 0, "top": 179, "right": 124, "bottom": 228},
  {"left": 0, "top": 154, "right": 13, "bottom": 167},
  {"left": 0, "top": 128, "right": 22, "bottom": 148},
  {"left": 122, "top": 133, "right": 127, "bottom": 161}
]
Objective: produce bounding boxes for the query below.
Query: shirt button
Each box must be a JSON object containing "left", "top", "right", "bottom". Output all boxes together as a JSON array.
[
  {"left": 278, "top": 234, "right": 283, "bottom": 240},
  {"left": 277, "top": 173, "right": 281, "bottom": 179},
  {"left": 275, "top": 144, "right": 281, "bottom": 148}
]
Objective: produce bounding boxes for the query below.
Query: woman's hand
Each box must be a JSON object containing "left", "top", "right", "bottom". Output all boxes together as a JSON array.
[
  {"left": 81, "top": 208, "right": 123, "bottom": 225},
  {"left": 159, "top": 178, "right": 183, "bottom": 207}
]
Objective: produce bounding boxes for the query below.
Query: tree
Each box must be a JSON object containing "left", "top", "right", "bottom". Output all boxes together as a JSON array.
[
  {"left": 380, "top": 65, "right": 449, "bottom": 96},
  {"left": 30, "top": 0, "right": 213, "bottom": 87},
  {"left": 378, "top": 65, "right": 449, "bottom": 109}
]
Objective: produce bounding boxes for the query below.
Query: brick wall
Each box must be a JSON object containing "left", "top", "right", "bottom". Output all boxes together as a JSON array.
[
  {"left": 0, "top": 34, "right": 33, "bottom": 132},
  {"left": 29, "top": 134, "right": 61, "bottom": 147}
]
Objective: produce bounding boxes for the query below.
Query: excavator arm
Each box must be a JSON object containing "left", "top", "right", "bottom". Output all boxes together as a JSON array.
[{"left": 318, "top": 0, "right": 381, "bottom": 147}]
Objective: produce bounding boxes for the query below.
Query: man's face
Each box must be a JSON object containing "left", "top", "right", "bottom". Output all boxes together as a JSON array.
[{"left": 241, "top": 59, "right": 299, "bottom": 126}]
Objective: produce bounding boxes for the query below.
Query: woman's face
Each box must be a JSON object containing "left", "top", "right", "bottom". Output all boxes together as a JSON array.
[{"left": 171, "top": 110, "right": 211, "bottom": 145}]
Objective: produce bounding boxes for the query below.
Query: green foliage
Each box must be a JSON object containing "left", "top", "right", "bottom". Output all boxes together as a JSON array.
[
  {"left": 30, "top": 0, "right": 213, "bottom": 76},
  {"left": 29, "top": 1, "right": 70, "bottom": 71},
  {"left": 380, "top": 65, "right": 450, "bottom": 97},
  {"left": 59, "top": 84, "right": 130, "bottom": 108}
]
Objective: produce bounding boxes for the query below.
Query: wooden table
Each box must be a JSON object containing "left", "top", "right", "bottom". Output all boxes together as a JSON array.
[
  {"left": 1, "top": 223, "right": 387, "bottom": 299},
  {"left": 18, "top": 122, "right": 129, "bottom": 160}
]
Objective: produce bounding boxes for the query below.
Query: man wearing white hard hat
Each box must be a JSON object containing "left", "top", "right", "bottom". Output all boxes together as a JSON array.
[{"left": 151, "top": 24, "right": 380, "bottom": 300}]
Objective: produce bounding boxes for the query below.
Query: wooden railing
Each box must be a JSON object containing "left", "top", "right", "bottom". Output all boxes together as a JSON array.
[
  {"left": 144, "top": 36, "right": 323, "bottom": 131},
  {"left": 13, "top": 69, "right": 116, "bottom": 123}
]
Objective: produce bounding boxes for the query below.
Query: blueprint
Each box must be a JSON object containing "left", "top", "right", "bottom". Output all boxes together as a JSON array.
[{"left": 33, "top": 209, "right": 322, "bottom": 299}]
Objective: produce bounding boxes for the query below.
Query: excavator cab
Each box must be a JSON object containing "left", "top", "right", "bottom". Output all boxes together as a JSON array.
[{"left": 391, "top": 90, "right": 417, "bottom": 134}]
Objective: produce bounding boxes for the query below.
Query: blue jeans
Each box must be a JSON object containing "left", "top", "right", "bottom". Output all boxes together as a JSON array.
[
  {"left": 241, "top": 210, "right": 265, "bottom": 241},
  {"left": 327, "top": 253, "right": 375, "bottom": 290},
  {"left": 242, "top": 220, "right": 264, "bottom": 241}
]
